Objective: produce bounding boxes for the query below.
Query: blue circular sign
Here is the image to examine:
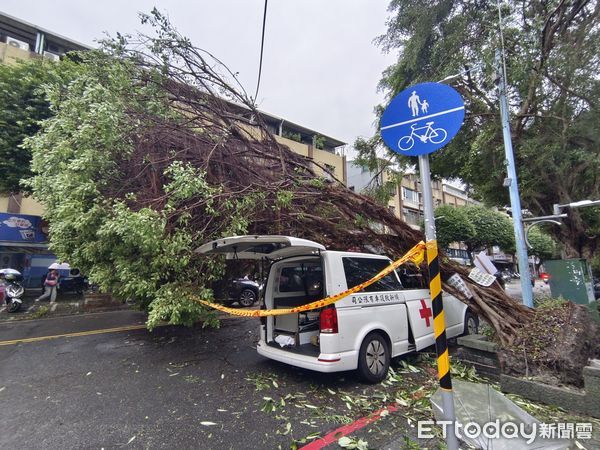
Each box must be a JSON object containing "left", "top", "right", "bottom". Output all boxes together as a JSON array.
[{"left": 380, "top": 82, "right": 465, "bottom": 156}]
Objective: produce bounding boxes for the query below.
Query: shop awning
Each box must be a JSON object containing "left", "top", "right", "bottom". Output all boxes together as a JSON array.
[{"left": 0, "top": 242, "right": 50, "bottom": 254}]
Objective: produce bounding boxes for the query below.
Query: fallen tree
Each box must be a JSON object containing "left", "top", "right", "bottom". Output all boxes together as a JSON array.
[{"left": 25, "top": 10, "right": 596, "bottom": 382}]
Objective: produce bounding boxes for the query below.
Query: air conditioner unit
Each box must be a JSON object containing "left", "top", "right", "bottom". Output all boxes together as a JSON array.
[
  {"left": 43, "top": 51, "right": 60, "bottom": 61},
  {"left": 5, "top": 36, "right": 30, "bottom": 51}
]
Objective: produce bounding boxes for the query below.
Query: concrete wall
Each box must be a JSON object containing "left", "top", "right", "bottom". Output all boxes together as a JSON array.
[
  {"left": 0, "top": 195, "right": 45, "bottom": 215},
  {"left": 272, "top": 135, "right": 346, "bottom": 184},
  {"left": 274, "top": 135, "right": 309, "bottom": 157},
  {"left": 313, "top": 147, "right": 345, "bottom": 183},
  {"left": 346, "top": 162, "right": 374, "bottom": 193},
  {"left": 0, "top": 42, "right": 36, "bottom": 65},
  {"left": 240, "top": 127, "right": 346, "bottom": 184},
  {"left": 19, "top": 196, "right": 45, "bottom": 216}
]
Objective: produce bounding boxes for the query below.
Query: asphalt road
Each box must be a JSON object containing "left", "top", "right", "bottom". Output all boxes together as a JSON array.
[
  {"left": 505, "top": 279, "right": 551, "bottom": 301},
  {"left": 0, "top": 311, "right": 429, "bottom": 450}
]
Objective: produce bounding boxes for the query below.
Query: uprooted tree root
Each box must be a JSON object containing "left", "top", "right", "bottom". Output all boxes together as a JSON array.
[
  {"left": 498, "top": 301, "right": 599, "bottom": 386},
  {"left": 52, "top": 10, "right": 595, "bottom": 379}
]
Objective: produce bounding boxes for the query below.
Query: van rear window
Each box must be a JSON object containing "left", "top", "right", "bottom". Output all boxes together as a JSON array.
[{"left": 342, "top": 257, "right": 403, "bottom": 292}]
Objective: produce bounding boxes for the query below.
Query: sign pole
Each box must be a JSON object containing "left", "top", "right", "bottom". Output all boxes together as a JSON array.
[
  {"left": 418, "top": 154, "right": 459, "bottom": 450},
  {"left": 380, "top": 82, "right": 464, "bottom": 449}
]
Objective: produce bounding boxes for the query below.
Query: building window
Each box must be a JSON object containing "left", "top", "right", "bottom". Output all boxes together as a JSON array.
[
  {"left": 402, "top": 208, "right": 423, "bottom": 226},
  {"left": 402, "top": 187, "right": 419, "bottom": 203}
]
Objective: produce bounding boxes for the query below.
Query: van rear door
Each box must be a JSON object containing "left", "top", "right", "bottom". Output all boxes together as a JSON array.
[{"left": 195, "top": 235, "right": 325, "bottom": 260}]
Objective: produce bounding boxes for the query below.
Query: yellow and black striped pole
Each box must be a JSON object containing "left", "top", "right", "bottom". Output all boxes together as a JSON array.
[
  {"left": 426, "top": 240, "right": 452, "bottom": 390},
  {"left": 418, "top": 153, "right": 458, "bottom": 450},
  {"left": 426, "top": 239, "right": 458, "bottom": 449}
]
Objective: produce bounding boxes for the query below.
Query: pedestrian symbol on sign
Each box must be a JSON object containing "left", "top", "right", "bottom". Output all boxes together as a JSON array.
[
  {"left": 407, "top": 90, "right": 430, "bottom": 116},
  {"left": 408, "top": 91, "right": 421, "bottom": 116}
]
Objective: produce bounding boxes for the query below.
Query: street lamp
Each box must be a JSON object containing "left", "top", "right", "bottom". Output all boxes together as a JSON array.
[
  {"left": 494, "top": 50, "right": 534, "bottom": 308},
  {"left": 438, "top": 64, "right": 483, "bottom": 84},
  {"left": 553, "top": 200, "right": 600, "bottom": 215},
  {"left": 438, "top": 62, "right": 535, "bottom": 307}
]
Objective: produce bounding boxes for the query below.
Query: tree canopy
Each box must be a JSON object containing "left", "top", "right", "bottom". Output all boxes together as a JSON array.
[
  {"left": 0, "top": 59, "right": 69, "bottom": 193},
  {"left": 22, "top": 10, "right": 533, "bottom": 339},
  {"left": 432, "top": 204, "right": 475, "bottom": 249},
  {"left": 434, "top": 204, "right": 515, "bottom": 257},
  {"left": 365, "top": 0, "right": 599, "bottom": 258},
  {"left": 527, "top": 226, "right": 559, "bottom": 261}
]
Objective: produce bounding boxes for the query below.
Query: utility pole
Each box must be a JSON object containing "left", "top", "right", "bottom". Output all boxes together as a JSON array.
[{"left": 495, "top": 49, "right": 533, "bottom": 308}]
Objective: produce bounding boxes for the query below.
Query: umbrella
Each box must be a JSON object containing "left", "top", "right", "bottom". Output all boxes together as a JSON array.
[
  {"left": 0, "top": 268, "right": 21, "bottom": 276},
  {"left": 48, "top": 262, "right": 71, "bottom": 270},
  {"left": 431, "top": 380, "right": 571, "bottom": 449}
]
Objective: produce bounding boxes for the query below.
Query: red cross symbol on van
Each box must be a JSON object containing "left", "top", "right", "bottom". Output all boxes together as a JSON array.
[{"left": 419, "top": 299, "right": 432, "bottom": 327}]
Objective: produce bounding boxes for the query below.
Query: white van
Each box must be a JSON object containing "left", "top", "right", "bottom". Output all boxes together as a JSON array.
[{"left": 197, "top": 235, "right": 477, "bottom": 383}]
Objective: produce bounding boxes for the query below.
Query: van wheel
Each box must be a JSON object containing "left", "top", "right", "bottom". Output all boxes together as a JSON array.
[
  {"left": 357, "top": 332, "right": 390, "bottom": 383},
  {"left": 463, "top": 311, "right": 479, "bottom": 336}
]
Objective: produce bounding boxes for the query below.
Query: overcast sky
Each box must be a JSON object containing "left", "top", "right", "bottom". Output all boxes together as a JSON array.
[{"left": 2, "top": 1, "right": 398, "bottom": 150}]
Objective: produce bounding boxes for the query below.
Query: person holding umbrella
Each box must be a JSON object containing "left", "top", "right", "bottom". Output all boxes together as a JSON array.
[{"left": 35, "top": 268, "right": 60, "bottom": 303}]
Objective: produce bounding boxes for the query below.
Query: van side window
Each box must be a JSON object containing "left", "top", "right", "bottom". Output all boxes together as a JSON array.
[
  {"left": 342, "top": 257, "right": 403, "bottom": 292},
  {"left": 398, "top": 264, "right": 427, "bottom": 289}
]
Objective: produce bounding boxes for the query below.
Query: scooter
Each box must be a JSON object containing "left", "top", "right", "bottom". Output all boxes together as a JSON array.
[
  {"left": 0, "top": 269, "right": 25, "bottom": 313},
  {"left": 494, "top": 271, "right": 506, "bottom": 290}
]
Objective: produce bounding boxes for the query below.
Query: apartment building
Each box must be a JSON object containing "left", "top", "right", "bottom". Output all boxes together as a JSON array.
[
  {"left": 346, "top": 161, "right": 478, "bottom": 230},
  {"left": 0, "top": 11, "right": 89, "bottom": 65},
  {"left": 0, "top": 12, "right": 90, "bottom": 283},
  {"left": 0, "top": 11, "right": 347, "bottom": 284}
]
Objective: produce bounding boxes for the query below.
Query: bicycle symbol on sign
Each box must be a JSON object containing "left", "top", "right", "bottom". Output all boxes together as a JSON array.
[{"left": 397, "top": 121, "right": 448, "bottom": 151}]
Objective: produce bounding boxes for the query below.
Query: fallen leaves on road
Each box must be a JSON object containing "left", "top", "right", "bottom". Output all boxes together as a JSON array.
[
  {"left": 337, "top": 436, "right": 369, "bottom": 449},
  {"left": 245, "top": 372, "right": 282, "bottom": 391}
]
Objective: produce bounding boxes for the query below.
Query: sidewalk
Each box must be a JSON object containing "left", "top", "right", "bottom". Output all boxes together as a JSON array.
[{"left": 0, "top": 291, "right": 130, "bottom": 322}]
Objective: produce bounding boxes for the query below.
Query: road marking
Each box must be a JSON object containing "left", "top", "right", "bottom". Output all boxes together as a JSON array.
[
  {"left": 380, "top": 106, "right": 465, "bottom": 130},
  {"left": 0, "top": 323, "right": 151, "bottom": 347},
  {"left": 299, "top": 403, "right": 399, "bottom": 450}
]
